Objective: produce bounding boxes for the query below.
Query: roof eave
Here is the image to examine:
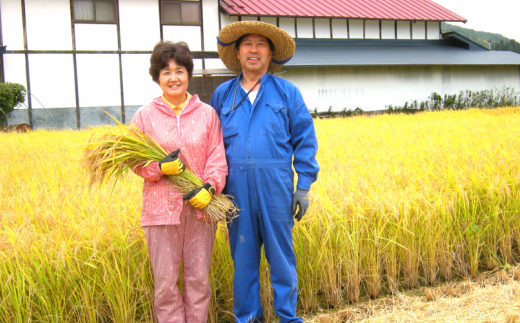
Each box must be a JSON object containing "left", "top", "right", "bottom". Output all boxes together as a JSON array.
[
  {"left": 219, "top": 5, "right": 466, "bottom": 22},
  {"left": 220, "top": 11, "right": 466, "bottom": 22},
  {"left": 285, "top": 62, "right": 520, "bottom": 67}
]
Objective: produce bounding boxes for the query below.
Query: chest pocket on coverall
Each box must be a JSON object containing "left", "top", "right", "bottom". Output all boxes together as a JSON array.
[{"left": 265, "top": 102, "right": 290, "bottom": 143}]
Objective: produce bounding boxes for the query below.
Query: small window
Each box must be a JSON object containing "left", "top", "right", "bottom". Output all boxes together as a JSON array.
[
  {"left": 73, "top": 0, "right": 117, "bottom": 23},
  {"left": 161, "top": 0, "right": 201, "bottom": 25}
]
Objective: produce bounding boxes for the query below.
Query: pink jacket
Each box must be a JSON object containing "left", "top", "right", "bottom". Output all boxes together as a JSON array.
[{"left": 131, "top": 95, "right": 228, "bottom": 226}]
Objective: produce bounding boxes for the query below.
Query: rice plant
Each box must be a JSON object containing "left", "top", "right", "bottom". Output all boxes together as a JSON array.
[{"left": 1, "top": 107, "right": 519, "bottom": 322}]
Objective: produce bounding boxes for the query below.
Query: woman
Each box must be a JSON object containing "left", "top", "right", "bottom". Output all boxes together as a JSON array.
[{"left": 130, "top": 41, "right": 227, "bottom": 323}]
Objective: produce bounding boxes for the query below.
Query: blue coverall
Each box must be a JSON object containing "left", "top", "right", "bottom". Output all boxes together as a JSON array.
[{"left": 210, "top": 73, "right": 319, "bottom": 323}]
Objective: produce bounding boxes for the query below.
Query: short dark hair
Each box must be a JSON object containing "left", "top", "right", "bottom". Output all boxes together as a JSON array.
[
  {"left": 149, "top": 41, "right": 194, "bottom": 82},
  {"left": 235, "top": 34, "right": 274, "bottom": 51}
]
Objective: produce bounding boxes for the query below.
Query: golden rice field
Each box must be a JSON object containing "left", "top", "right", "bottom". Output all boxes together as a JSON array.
[{"left": 1, "top": 107, "right": 520, "bottom": 323}]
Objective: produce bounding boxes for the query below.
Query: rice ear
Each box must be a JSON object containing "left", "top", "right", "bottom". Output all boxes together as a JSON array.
[{"left": 83, "top": 113, "right": 238, "bottom": 222}]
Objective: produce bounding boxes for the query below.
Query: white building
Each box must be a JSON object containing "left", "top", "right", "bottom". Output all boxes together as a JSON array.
[{"left": 1, "top": 0, "right": 520, "bottom": 128}]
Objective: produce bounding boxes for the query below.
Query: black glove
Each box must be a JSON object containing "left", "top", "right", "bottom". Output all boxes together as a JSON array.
[{"left": 291, "top": 189, "right": 310, "bottom": 221}]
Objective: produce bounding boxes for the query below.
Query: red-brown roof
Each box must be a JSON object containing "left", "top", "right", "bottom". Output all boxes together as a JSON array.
[{"left": 220, "top": 0, "right": 466, "bottom": 22}]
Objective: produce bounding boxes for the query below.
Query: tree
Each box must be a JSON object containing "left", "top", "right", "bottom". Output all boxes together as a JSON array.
[
  {"left": 0, "top": 82, "right": 26, "bottom": 126},
  {"left": 493, "top": 39, "right": 520, "bottom": 53},
  {"left": 442, "top": 23, "right": 520, "bottom": 54}
]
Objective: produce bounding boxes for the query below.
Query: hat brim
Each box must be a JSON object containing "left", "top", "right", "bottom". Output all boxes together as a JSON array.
[{"left": 217, "top": 21, "right": 295, "bottom": 74}]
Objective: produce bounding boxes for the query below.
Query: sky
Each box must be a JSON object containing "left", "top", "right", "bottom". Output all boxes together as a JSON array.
[{"left": 433, "top": 0, "right": 520, "bottom": 42}]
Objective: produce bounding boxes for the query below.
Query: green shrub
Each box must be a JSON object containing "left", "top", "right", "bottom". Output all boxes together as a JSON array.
[
  {"left": 0, "top": 82, "right": 26, "bottom": 125},
  {"left": 309, "top": 106, "right": 364, "bottom": 118},
  {"left": 386, "top": 87, "right": 520, "bottom": 114}
]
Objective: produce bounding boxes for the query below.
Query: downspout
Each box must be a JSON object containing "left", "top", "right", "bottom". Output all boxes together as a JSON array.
[
  {"left": 21, "top": 0, "right": 33, "bottom": 127},
  {"left": 0, "top": 2, "right": 5, "bottom": 83},
  {"left": 69, "top": 0, "right": 80, "bottom": 129},
  {"left": 115, "top": 0, "right": 125, "bottom": 123},
  {"left": 199, "top": 0, "right": 205, "bottom": 71}
]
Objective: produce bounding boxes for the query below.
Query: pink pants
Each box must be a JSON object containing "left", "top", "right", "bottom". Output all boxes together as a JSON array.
[{"left": 144, "top": 210, "right": 217, "bottom": 323}]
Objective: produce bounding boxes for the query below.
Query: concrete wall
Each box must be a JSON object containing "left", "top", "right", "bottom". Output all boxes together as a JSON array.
[
  {"left": 282, "top": 65, "right": 520, "bottom": 111},
  {"left": 7, "top": 105, "right": 141, "bottom": 129},
  {"left": 8, "top": 65, "right": 519, "bottom": 128}
]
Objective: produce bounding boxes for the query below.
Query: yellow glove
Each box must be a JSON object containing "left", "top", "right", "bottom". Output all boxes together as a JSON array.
[
  {"left": 183, "top": 183, "right": 216, "bottom": 209},
  {"left": 159, "top": 149, "right": 186, "bottom": 176}
]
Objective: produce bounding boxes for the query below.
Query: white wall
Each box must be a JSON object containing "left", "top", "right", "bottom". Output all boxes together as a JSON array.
[
  {"left": 396, "top": 21, "right": 411, "bottom": 39},
  {"left": 163, "top": 25, "right": 202, "bottom": 51},
  {"left": 3, "top": 54, "right": 27, "bottom": 97},
  {"left": 296, "top": 18, "right": 313, "bottom": 38},
  {"left": 119, "top": 0, "right": 161, "bottom": 51},
  {"left": 349, "top": 20, "right": 363, "bottom": 39},
  {"left": 279, "top": 17, "right": 296, "bottom": 37},
  {"left": 331, "top": 19, "right": 347, "bottom": 39},
  {"left": 28, "top": 54, "right": 76, "bottom": 109},
  {"left": 381, "top": 21, "right": 395, "bottom": 39},
  {"left": 240, "top": 16, "right": 257, "bottom": 22},
  {"left": 76, "top": 54, "right": 121, "bottom": 107},
  {"left": 365, "top": 20, "right": 379, "bottom": 39},
  {"left": 193, "top": 58, "right": 203, "bottom": 70},
  {"left": 220, "top": 13, "right": 238, "bottom": 27},
  {"left": 25, "top": 0, "right": 72, "bottom": 50},
  {"left": 259, "top": 16, "right": 277, "bottom": 26},
  {"left": 1, "top": 0, "right": 24, "bottom": 50},
  {"left": 204, "top": 58, "right": 227, "bottom": 70},
  {"left": 121, "top": 54, "right": 158, "bottom": 107},
  {"left": 427, "top": 22, "right": 440, "bottom": 40},
  {"left": 315, "top": 18, "right": 330, "bottom": 38},
  {"left": 75, "top": 24, "right": 118, "bottom": 50},
  {"left": 203, "top": 0, "right": 220, "bottom": 51},
  {"left": 412, "top": 21, "right": 426, "bottom": 40},
  {"left": 283, "top": 66, "right": 520, "bottom": 111}
]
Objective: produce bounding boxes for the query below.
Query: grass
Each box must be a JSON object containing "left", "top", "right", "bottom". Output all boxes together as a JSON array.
[{"left": 1, "top": 107, "right": 519, "bottom": 322}]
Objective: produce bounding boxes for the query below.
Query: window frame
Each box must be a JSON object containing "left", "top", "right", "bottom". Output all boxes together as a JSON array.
[
  {"left": 160, "top": 0, "right": 202, "bottom": 26},
  {"left": 72, "top": 0, "right": 118, "bottom": 24}
]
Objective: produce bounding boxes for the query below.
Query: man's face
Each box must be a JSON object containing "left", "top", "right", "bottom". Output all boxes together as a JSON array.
[{"left": 236, "top": 34, "right": 273, "bottom": 74}]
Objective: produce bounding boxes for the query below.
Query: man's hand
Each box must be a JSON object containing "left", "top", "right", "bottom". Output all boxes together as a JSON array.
[
  {"left": 183, "top": 183, "right": 216, "bottom": 209},
  {"left": 159, "top": 149, "right": 186, "bottom": 176},
  {"left": 291, "top": 189, "right": 309, "bottom": 221}
]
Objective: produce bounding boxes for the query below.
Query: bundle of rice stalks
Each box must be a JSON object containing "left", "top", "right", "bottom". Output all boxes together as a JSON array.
[{"left": 83, "top": 116, "right": 238, "bottom": 222}]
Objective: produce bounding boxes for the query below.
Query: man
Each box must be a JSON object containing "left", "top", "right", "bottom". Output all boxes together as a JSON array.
[{"left": 210, "top": 21, "right": 319, "bottom": 323}]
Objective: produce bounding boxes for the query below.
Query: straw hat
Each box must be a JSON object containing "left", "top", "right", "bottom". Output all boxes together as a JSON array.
[{"left": 217, "top": 21, "right": 296, "bottom": 73}]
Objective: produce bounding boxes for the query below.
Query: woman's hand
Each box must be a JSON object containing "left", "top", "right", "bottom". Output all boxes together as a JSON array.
[
  {"left": 159, "top": 149, "right": 186, "bottom": 175},
  {"left": 183, "top": 183, "right": 216, "bottom": 209}
]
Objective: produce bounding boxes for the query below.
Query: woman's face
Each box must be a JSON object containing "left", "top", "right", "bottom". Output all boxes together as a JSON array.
[{"left": 159, "top": 59, "right": 189, "bottom": 104}]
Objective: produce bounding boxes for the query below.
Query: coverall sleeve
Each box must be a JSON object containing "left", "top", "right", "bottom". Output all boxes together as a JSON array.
[
  {"left": 209, "top": 91, "right": 221, "bottom": 115},
  {"left": 130, "top": 109, "right": 163, "bottom": 182},
  {"left": 288, "top": 86, "right": 320, "bottom": 190},
  {"left": 202, "top": 109, "right": 228, "bottom": 194}
]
